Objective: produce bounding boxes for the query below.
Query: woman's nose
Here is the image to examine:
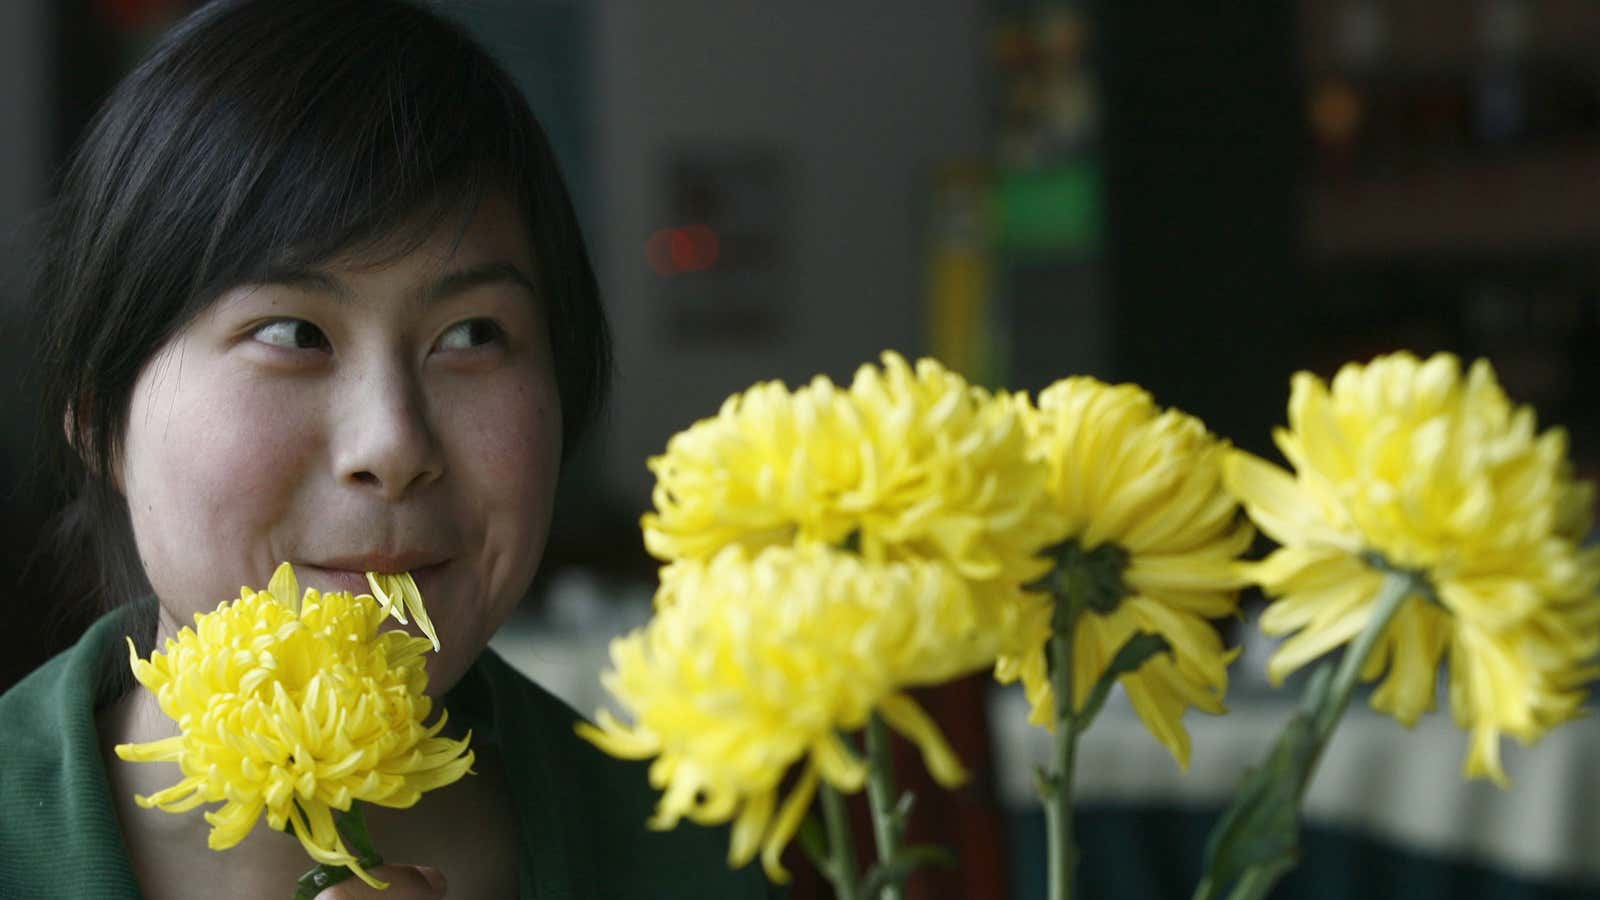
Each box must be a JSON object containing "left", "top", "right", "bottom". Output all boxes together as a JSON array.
[{"left": 332, "top": 368, "right": 445, "bottom": 500}]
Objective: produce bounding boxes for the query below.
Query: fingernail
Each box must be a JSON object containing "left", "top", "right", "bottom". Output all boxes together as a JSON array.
[{"left": 415, "top": 866, "right": 447, "bottom": 891}]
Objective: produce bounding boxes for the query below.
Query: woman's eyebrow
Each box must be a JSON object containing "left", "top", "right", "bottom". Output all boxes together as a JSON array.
[
  {"left": 250, "top": 260, "right": 538, "bottom": 305},
  {"left": 416, "top": 260, "right": 538, "bottom": 305},
  {"left": 253, "top": 267, "right": 352, "bottom": 298}
]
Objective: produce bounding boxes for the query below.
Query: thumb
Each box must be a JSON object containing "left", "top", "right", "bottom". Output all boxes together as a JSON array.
[{"left": 315, "top": 865, "right": 447, "bottom": 899}]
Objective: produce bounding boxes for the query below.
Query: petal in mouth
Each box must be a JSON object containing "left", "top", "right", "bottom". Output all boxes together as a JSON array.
[{"left": 367, "top": 571, "right": 441, "bottom": 652}]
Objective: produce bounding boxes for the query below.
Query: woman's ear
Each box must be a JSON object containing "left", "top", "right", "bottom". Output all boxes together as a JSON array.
[
  {"left": 62, "top": 405, "right": 80, "bottom": 454},
  {"left": 64, "top": 400, "right": 125, "bottom": 494}
]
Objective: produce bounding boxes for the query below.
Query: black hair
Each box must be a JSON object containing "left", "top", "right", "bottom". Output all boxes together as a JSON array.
[{"left": 34, "top": 0, "right": 611, "bottom": 655}]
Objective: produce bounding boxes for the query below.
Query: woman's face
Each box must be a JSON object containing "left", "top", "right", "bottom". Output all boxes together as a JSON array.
[{"left": 118, "top": 193, "right": 562, "bottom": 693}]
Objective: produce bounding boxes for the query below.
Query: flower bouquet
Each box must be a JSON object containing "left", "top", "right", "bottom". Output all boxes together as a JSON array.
[{"left": 583, "top": 350, "right": 1600, "bottom": 900}]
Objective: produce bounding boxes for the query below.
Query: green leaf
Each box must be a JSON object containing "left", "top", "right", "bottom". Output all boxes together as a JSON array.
[
  {"left": 293, "top": 865, "right": 343, "bottom": 900},
  {"left": 1196, "top": 665, "right": 1333, "bottom": 899},
  {"left": 1074, "top": 631, "right": 1170, "bottom": 728},
  {"left": 859, "top": 845, "right": 958, "bottom": 898}
]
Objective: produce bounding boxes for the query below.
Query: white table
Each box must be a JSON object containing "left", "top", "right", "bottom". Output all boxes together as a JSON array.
[{"left": 988, "top": 684, "right": 1600, "bottom": 888}]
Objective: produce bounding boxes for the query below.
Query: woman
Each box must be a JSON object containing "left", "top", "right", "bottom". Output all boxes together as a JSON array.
[{"left": 0, "top": 1, "right": 773, "bottom": 897}]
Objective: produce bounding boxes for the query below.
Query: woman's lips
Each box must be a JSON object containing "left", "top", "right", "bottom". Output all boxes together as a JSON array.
[
  {"left": 296, "top": 566, "right": 375, "bottom": 595},
  {"left": 297, "top": 561, "right": 448, "bottom": 598}
]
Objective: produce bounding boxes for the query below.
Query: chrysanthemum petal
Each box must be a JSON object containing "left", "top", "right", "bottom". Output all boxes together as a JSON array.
[
  {"left": 134, "top": 775, "right": 207, "bottom": 811},
  {"left": 728, "top": 788, "right": 775, "bottom": 868},
  {"left": 114, "top": 736, "right": 185, "bottom": 764},
  {"left": 812, "top": 732, "right": 867, "bottom": 792},
  {"left": 1258, "top": 576, "right": 1378, "bottom": 638},
  {"left": 1438, "top": 578, "right": 1544, "bottom": 630},
  {"left": 1363, "top": 599, "right": 1449, "bottom": 726},
  {"left": 1069, "top": 613, "right": 1119, "bottom": 712},
  {"left": 576, "top": 712, "right": 660, "bottom": 759},
  {"left": 878, "top": 692, "right": 968, "bottom": 787},
  {"left": 1123, "top": 597, "right": 1229, "bottom": 684},
  {"left": 365, "top": 571, "right": 409, "bottom": 625},
  {"left": 267, "top": 561, "right": 300, "bottom": 613},
  {"left": 1123, "top": 666, "right": 1193, "bottom": 769},
  {"left": 397, "top": 571, "right": 440, "bottom": 652},
  {"left": 1267, "top": 602, "right": 1371, "bottom": 685},
  {"left": 1224, "top": 451, "right": 1354, "bottom": 552},
  {"left": 286, "top": 802, "right": 353, "bottom": 867},
  {"left": 204, "top": 799, "right": 264, "bottom": 850},
  {"left": 1125, "top": 537, "right": 1252, "bottom": 593},
  {"left": 762, "top": 764, "right": 821, "bottom": 883},
  {"left": 1244, "top": 544, "right": 1363, "bottom": 593}
]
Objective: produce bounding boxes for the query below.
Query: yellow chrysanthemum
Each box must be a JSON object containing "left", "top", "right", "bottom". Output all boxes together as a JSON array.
[
  {"left": 642, "top": 351, "right": 1065, "bottom": 587},
  {"left": 115, "top": 563, "right": 474, "bottom": 888},
  {"left": 1224, "top": 352, "right": 1600, "bottom": 784},
  {"left": 579, "top": 544, "right": 975, "bottom": 882},
  {"left": 996, "top": 378, "right": 1252, "bottom": 768}
]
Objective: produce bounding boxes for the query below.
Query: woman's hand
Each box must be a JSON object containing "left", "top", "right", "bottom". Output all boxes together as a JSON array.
[{"left": 315, "top": 866, "right": 447, "bottom": 899}]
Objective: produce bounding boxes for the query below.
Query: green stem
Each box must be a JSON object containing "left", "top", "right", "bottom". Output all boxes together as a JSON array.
[
  {"left": 1037, "top": 542, "right": 1156, "bottom": 900},
  {"left": 864, "top": 714, "right": 905, "bottom": 900},
  {"left": 1043, "top": 627, "right": 1081, "bottom": 900},
  {"left": 1220, "top": 571, "right": 1417, "bottom": 900},
  {"left": 1305, "top": 573, "right": 1415, "bottom": 773},
  {"left": 821, "top": 782, "right": 862, "bottom": 900}
]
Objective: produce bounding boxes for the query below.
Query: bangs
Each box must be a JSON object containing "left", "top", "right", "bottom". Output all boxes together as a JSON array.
[{"left": 172, "top": 2, "right": 537, "bottom": 291}]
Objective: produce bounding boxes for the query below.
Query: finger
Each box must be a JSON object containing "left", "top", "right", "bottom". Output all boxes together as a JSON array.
[{"left": 315, "top": 865, "right": 447, "bottom": 899}]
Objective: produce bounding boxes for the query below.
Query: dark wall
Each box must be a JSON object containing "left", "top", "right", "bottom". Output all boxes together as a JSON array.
[
  {"left": 1098, "top": 0, "right": 1303, "bottom": 457},
  {"left": 1, "top": 0, "right": 182, "bottom": 695}
]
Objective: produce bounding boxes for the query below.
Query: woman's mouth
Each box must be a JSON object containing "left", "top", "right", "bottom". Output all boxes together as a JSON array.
[{"left": 296, "top": 559, "right": 449, "bottom": 598}]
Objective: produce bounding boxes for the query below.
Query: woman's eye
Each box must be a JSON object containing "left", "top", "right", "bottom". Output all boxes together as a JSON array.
[
  {"left": 436, "top": 319, "right": 504, "bottom": 351},
  {"left": 252, "top": 319, "right": 329, "bottom": 351}
]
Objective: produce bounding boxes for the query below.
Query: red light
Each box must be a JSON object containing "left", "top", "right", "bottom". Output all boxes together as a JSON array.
[
  {"left": 683, "top": 225, "right": 720, "bottom": 272},
  {"left": 668, "top": 229, "right": 697, "bottom": 271},
  {"left": 646, "top": 225, "right": 720, "bottom": 276},
  {"left": 646, "top": 230, "right": 675, "bottom": 275}
]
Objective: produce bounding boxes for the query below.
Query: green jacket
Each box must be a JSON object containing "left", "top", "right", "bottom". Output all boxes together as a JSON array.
[{"left": 0, "top": 601, "right": 776, "bottom": 899}]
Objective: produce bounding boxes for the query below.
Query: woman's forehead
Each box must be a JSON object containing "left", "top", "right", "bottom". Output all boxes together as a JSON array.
[
  {"left": 216, "top": 192, "right": 535, "bottom": 302},
  {"left": 314, "top": 191, "right": 534, "bottom": 275}
]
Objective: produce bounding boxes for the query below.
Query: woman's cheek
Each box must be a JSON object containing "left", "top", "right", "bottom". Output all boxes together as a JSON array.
[
  {"left": 173, "top": 372, "right": 319, "bottom": 507},
  {"left": 124, "top": 363, "right": 321, "bottom": 607},
  {"left": 445, "top": 372, "right": 561, "bottom": 597},
  {"left": 461, "top": 374, "right": 561, "bottom": 507}
]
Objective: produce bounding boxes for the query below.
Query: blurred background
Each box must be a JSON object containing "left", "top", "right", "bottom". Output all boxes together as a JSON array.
[{"left": 5, "top": 1, "right": 1600, "bottom": 898}]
